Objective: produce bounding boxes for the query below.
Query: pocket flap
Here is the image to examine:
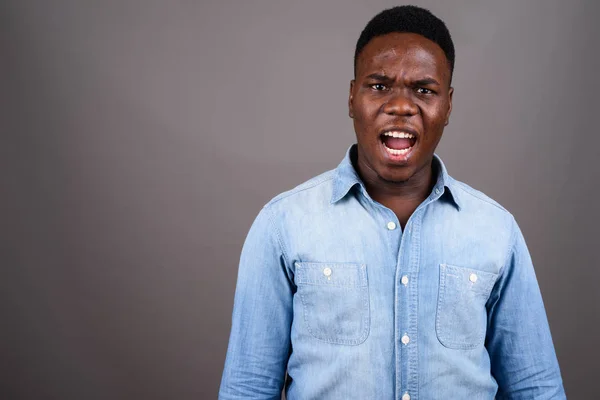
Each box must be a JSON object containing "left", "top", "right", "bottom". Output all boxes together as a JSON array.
[
  {"left": 295, "top": 262, "right": 367, "bottom": 287},
  {"left": 440, "top": 263, "right": 498, "bottom": 296}
]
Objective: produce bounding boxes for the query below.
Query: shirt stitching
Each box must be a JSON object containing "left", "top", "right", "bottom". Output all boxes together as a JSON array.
[
  {"left": 498, "top": 215, "right": 518, "bottom": 279},
  {"left": 267, "top": 173, "right": 335, "bottom": 207},
  {"left": 264, "top": 205, "right": 291, "bottom": 271},
  {"left": 450, "top": 179, "right": 509, "bottom": 213}
]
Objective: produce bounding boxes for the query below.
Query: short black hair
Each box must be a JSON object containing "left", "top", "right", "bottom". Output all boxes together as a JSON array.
[{"left": 354, "top": 5, "right": 455, "bottom": 79}]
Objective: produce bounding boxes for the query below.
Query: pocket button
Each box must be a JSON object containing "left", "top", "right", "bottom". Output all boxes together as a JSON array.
[
  {"left": 469, "top": 273, "right": 478, "bottom": 283},
  {"left": 323, "top": 267, "right": 332, "bottom": 277}
]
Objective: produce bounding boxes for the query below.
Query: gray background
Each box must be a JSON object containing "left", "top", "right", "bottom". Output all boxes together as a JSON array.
[{"left": 2, "top": 0, "right": 598, "bottom": 399}]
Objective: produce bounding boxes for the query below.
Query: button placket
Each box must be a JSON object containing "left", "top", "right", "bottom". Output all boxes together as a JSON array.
[{"left": 401, "top": 212, "right": 422, "bottom": 400}]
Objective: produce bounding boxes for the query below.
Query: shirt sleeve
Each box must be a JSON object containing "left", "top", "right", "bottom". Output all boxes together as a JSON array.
[
  {"left": 219, "top": 205, "right": 294, "bottom": 400},
  {"left": 486, "top": 217, "right": 566, "bottom": 399}
]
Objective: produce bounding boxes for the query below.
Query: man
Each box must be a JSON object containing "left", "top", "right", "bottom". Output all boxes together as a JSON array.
[{"left": 219, "top": 5, "right": 565, "bottom": 400}]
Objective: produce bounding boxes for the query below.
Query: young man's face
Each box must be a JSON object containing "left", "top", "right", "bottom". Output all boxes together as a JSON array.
[{"left": 349, "top": 32, "right": 453, "bottom": 184}]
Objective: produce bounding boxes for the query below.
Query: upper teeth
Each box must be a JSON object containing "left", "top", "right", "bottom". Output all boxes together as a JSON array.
[{"left": 383, "top": 131, "right": 414, "bottom": 139}]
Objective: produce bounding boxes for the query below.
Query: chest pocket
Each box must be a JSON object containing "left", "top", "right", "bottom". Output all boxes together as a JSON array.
[
  {"left": 295, "top": 262, "right": 370, "bottom": 345},
  {"left": 436, "top": 263, "right": 498, "bottom": 349}
]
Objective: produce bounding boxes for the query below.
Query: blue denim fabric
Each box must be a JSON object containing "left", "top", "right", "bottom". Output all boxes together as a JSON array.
[{"left": 219, "top": 145, "right": 565, "bottom": 400}]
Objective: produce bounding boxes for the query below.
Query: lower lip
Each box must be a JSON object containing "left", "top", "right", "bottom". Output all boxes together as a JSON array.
[{"left": 381, "top": 141, "right": 415, "bottom": 162}]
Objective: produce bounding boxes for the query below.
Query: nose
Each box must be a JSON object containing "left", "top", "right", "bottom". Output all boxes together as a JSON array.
[{"left": 381, "top": 90, "right": 418, "bottom": 116}]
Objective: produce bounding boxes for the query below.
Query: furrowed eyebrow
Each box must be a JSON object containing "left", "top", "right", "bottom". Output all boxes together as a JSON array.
[
  {"left": 364, "top": 74, "right": 441, "bottom": 86},
  {"left": 365, "top": 73, "right": 393, "bottom": 81},
  {"left": 413, "top": 78, "right": 440, "bottom": 86}
]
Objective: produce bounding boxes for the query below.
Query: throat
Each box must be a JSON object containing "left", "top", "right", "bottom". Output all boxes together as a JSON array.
[{"left": 380, "top": 197, "right": 422, "bottom": 230}]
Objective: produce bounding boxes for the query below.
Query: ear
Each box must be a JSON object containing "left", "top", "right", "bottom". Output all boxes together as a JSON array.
[
  {"left": 445, "top": 87, "right": 454, "bottom": 126},
  {"left": 348, "top": 80, "right": 355, "bottom": 118}
]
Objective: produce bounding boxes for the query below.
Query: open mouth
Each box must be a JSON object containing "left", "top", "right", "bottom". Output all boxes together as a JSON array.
[{"left": 380, "top": 131, "right": 417, "bottom": 156}]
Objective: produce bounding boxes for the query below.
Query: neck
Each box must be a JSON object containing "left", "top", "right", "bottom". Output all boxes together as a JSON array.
[{"left": 353, "top": 151, "right": 437, "bottom": 224}]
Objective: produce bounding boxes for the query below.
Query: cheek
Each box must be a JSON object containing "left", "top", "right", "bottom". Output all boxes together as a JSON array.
[
  {"left": 354, "top": 99, "right": 380, "bottom": 127},
  {"left": 422, "top": 103, "right": 448, "bottom": 132}
]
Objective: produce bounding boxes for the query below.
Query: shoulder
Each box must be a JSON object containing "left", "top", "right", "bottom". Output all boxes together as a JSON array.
[
  {"left": 449, "top": 176, "right": 512, "bottom": 215},
  {"left": 447, "top": 175, "right": 517, "bottom": 236},
  {"left": 262, "top": 169, "right": 337, "bottom": 214}
]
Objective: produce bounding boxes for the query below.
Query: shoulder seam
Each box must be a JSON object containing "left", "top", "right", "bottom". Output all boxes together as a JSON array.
[
  {"left": 264, "top": 205, "right": 291, "bottom": 267},
  {"left": 452, "top": 180, "right": 509, "bottom": 213},
  {"left": 265, "top": 174, "right": 335, "bottom": 207},
  {"left": 499, "top": 215, "right": 518, "bottom": 278}
]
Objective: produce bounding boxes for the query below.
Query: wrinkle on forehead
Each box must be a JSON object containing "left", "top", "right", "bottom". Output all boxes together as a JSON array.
[
  {"left": 357, "top": 33, "right": 450, "bottom": 83},
  {"left": 373, "top": 52, "right": 447, "bottom": 85},
  {"left": 369, "top": 52, "right": 441, "bottom": 83},
  {"left": 373, "top": 46, "right": 438, "bottom": 67}
]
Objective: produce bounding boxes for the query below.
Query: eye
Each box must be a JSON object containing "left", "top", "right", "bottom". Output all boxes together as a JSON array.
[
  {"left": 416, "top": 87, "right": 434, "bottom": 95},
  {"left": 371, "top": 83, "right": 388, "bottom": 91}
]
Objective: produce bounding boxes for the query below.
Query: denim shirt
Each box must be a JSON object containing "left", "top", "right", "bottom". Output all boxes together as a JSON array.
[{"left": 219, "top": 145, "right": 565, "bottom": 400}]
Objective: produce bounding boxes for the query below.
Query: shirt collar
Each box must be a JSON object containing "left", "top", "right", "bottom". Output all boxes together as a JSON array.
[{"left": 331, "top": 144, "right": 462, "bottom": 211}]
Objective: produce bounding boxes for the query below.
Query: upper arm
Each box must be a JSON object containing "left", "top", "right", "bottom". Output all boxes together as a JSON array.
[
  {"left": 485, "top": 217, "right": 565, "bottom": 399},
  {"left": 219, "top": 206, "right": 294, "bottom": 400}
]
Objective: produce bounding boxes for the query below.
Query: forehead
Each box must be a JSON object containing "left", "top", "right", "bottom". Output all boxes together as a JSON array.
[{"left": 356, "top": 32, "right": 450, "bottom": 82}]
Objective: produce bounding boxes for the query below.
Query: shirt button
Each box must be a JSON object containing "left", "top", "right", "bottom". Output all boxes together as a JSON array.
[
  {"left": 402, "top": 393, "right": 411, "bottom": 400},
  {"left": 469, "top": 273, "right": 478, "bottom": 283},
  {"left": 323, "top": 267, "right": 332, "bottom": 277},
  {"left": 435, "top": 188, "right": 441, "bottom": 195},
  {"left": 401, "top": 275, "right": 409, "bottom": 285},
  {"left": 401, "top": 335, "right": 410, "bottom": 345},
  {"left": 387, "top": 221, "right": 397, "bottom": 230}
]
